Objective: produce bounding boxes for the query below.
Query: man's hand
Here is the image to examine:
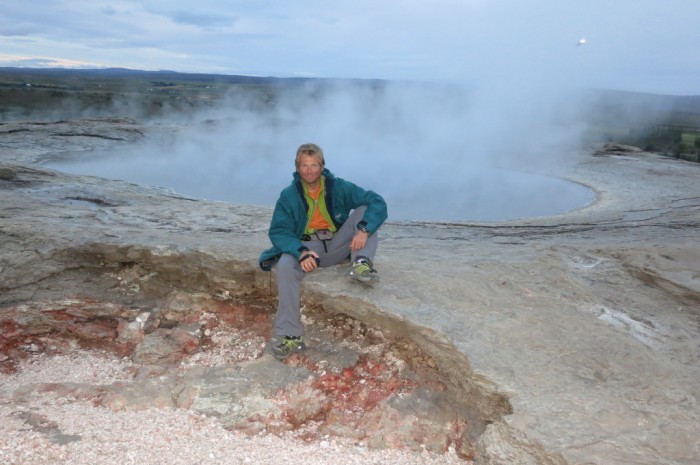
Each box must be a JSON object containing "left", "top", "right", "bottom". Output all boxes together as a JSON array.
[
  {"left": 350, "top": 230, "right": 369, "bottom": 251},
  {"left": 299, "top": 251, "right": 320, "bottom": 272}
]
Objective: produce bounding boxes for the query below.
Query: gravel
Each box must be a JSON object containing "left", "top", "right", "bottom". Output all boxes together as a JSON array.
[{"left": 1, "top": 350, "right": 469, "bottom": 465}]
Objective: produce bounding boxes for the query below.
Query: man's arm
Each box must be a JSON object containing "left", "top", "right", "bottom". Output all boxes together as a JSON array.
[
  {"left": 341, "top": 180, "right": 388, "bottom": 233},
  {"left": 268, "top": 195, "right": 308, "bottom": 259}
]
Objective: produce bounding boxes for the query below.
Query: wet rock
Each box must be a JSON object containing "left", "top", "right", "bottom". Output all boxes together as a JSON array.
[
  {"left": 13, "top": 411, "right": 82, "bottom": 445},
  {"left": 0, "top": 118, "right": 163, "bottom": 165},
  {"left": 304, "top": 340, "right": 360, "bottom": 372},
  {"left": 0, "top": 300, "right": 140, "bottom": 371},
  {"left": 177, "top": 358, "right": 311, "bottom": 425},
  {"left": 475, "top": 420, "right": 567, "bottom": 465},
  {"left": 592, "top": 142, "right": 645, "bottom": 156},
  {"left": 100, "top": 377, "right": 178, "bottom": 411},
  {"left": 132, "top": 326, "right": 201, "bottom": 365}
]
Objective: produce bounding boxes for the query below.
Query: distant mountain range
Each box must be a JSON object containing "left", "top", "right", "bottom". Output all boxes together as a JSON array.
[
  {"left": 587, "top": 88, "right": 700, "bottom": 115},
  {"left": 0, "top": 66, "right": 379, "bottom": 86}
]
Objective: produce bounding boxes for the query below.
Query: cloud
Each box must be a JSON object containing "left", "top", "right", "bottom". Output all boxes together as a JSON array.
[
  {"left": 10, "top": 57, "right": 66, "bottom": 67},
  {"left": 152, "top": 9, "right": 238, "bottom": 29},
  {"left": 46, "top": 78, "right": 595, "bottom": 222},
  {"left": 0, "top": 0, "right": 699, "bottom": 93},
  {"left": 0, "top": 53, "right": 101, "bottom": 69},
  {"left": 10, "top": 0, "right": 698, "bottom": 222}
]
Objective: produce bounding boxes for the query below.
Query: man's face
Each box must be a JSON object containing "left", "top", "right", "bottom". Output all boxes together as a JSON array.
[{"left": 297, "top": 154, "right": 323, "bottom": 186}]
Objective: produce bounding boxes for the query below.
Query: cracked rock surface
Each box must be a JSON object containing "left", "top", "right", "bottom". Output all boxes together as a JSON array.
[{"left": 2, "top": 118, "right": 700, "bottom": 465}]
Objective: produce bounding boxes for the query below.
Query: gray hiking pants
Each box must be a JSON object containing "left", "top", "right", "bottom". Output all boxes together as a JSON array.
[{"left": 274, "top": 206, "right": 378, "bottom": 337}]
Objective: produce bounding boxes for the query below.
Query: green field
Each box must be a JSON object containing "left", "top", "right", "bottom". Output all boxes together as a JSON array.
[{"left": 0, "top": 68, "right": 284, "bottom": 120}]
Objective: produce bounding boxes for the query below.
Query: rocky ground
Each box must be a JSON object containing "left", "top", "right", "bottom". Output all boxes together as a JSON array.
[{"left": 1, "top": 118, "right": 699, "bottom": 465}]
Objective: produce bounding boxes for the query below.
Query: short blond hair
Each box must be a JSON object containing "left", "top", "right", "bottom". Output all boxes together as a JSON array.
[{"left": 295, "top": 143, "right": 325, "bottom": 169}]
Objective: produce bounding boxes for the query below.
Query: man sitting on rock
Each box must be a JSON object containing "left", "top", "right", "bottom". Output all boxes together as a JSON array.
[{"left": 259, "top": 143, "right": 388, "bottom": 359}]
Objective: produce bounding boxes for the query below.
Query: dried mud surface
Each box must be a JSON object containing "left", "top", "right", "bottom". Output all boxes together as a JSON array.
[{"left": 0, "top": 290, "right": 473, "bottom": 465}]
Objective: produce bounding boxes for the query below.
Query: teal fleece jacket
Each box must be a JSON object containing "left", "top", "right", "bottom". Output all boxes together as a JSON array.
[{"left": 259, "top": 168, "right": 387, "bottom": 270}]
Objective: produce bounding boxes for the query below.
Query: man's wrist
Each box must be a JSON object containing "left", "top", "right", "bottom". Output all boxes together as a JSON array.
[
  {"left": 357, "top": 221, "right": 370, "bottom": 234},
  {"left": 299, "top": 253, "right": 320, "bottom": 266}
]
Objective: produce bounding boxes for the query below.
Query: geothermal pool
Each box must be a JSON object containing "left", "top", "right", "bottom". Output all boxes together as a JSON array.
[{"left": 47, "top": 150, "right": 594, "bottom": 222}]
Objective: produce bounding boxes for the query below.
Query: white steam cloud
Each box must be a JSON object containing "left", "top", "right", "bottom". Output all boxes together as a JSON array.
[{"left": 52, "top": 75, "right": 595, "bottom": 222}]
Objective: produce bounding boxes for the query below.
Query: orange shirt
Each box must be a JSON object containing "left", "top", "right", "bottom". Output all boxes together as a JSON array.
[{"left": 306, "top": 183, "right": 332, "bottom": 231}]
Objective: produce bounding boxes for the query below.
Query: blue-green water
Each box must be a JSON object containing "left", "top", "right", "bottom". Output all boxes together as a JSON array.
[{"left": 47, "top": 149, "right": 594, "bottom": 222}]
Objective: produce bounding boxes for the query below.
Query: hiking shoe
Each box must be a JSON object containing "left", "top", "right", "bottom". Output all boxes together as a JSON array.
[
  {"left": 347, "top": 259, "right": 378, "bottom": 283},
  {"left": 272, "top": 336, "right": 306, "bottom": 359}
]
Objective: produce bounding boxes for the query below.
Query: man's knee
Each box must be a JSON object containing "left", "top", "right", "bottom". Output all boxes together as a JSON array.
[
  {"left": 277, "top": 253, "right": 300, "bottom": 271},
  {"left": 350, "top": 205, "right": 367, "bottom": 219}
]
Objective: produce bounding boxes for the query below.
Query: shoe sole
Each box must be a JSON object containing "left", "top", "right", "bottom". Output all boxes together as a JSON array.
[
  {"left": 273, "top": 349, "right": 304, "bottom": 360},
  {"left": 349, "top": 274, "right": 379, "bottom": 283},
  {"left": 347, "top": 269, "right": 379, "bottom": 283},
  {"left": 271, "top": 344, "right": 306, "bottom": 359}
]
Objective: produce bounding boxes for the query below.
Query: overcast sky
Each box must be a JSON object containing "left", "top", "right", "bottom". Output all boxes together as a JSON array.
[{"left": 2, "top": 1, "right": 698, "bottom": 94}]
